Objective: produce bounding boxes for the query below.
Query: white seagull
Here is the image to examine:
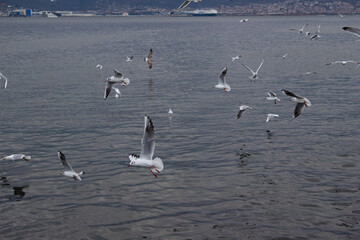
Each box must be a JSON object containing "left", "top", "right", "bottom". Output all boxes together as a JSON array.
[
  {"left": 0, "top": 154, "right": 31, "bottom": 162},
  {"left": 311, "top": 25, "right": 321, "bottom": 40},
  {"left": 168, "top": 108, "right": 173, "bottom": 114},
  {"left": 282, "top": 89, "right": 311, "bottom": 119},
  {"left": 242, "top": 59, "right": 264, "bottom": 80},
  {"left": 112, "top": 87, "right": 121, "bottom": 98},
  {"left": 282, "top": 53, "right": 288, "bottom": 59},
  {"left": 266, "top": 92, "right": 280, "bottom": 104},
  {"left": 326, "top": 60, "right": 360, "bottom": 66},
  {"left": 266, "top": 114, "right": 279, "bottom": 122},
  {"left": 236, "top": 105, "right": 252, "bottom": 119},
  {"left": 126, "top": 56, "right": 133, "bottom": 62},
  {"left": 170, "top": 0, "right": 201, "bottom": 15},
  {"left": 96, "top": 64, "right": 103, "bottom": 69},
  {"left": 232, "top": 55, "right": 241, "bottom": 61},
  {"left": 215, "top": 67, "right": 231, "bottom": 92},
  {"left": 338, "top": 13, "right": 344, "bottom": 18},
  {"left": 104, "top": 69, "right": 130, "bottom": 99},
  {"left": 58, "top": 151, "right": 85, "bottom": 181},
  {"left": 240, "top": 18, "right": 249, "bottom": 23},
  {"left": 342, "top": 26, "right": 360, "bottom": 38},
  {"left": 291, "top": 24, "right": 308, "bottom": 34},
  {"left": 301, "top": 71, "right": 317, "bottom": 76},
  {"left": 128, "top": 116, "right": 164, "bottom": 178},
  {"left": 305, "top": 31, "right": 311, "bottom": 36},
  {"left": 0, "top": 72, "right": 8, "bottom": 89}
]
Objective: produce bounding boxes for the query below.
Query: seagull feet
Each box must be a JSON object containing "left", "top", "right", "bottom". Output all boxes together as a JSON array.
[{"left": 150, "top": 169, "right": 158, "bottom": 178}]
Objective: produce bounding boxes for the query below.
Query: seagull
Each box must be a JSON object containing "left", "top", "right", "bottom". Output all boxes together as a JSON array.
[
  {"left": 300, "top": 71, "right": 317, "bottom": 76},
  {"left": 96, "top": 64, "right": 103, "bottom": 69},
  {"left": 236, "top": 105, "right": 252, "bottom": 119},
  {"left": 282, "top": 53, "right": 288, "bottom": 59},
  {"left": 112, "top": 87, "right": 121, "bottom": 98},
  {"left": 326, "top": 60, "right": 360, "bottom": 66},
  {"left": 342, "top": 26, "right": 360, "bottom": 38},
  {"left": 290, "top": 24, "right": 308, "bottom": 34},
  {"left": 0, "top": 154, "right": 31, "bottom": 162},
  {"left": 338, "top": 13, "right": 344, "bottom": 18},
  {"left": 266, "top": 114, "right": 279, "bottom": 122},
  {"left": 232, "top": 55, "right": 241, "bottom": 61},
  {"left": 104, "top": 69, "right": 130, "bottom": 99},
  {"left": 126, "top": 56, "right": 133, "bottom": 62},
  {"left": 240, "top": 18, "right": 249, "bottom": 23},
  {"left": 168, "top": 108, "right": 173, "bottom": 114},
  {"left": 0, "top": 72, "right": 8, "bottom": 89},
  {"left": 215, "top": 67, "right": 231, "bottom": 92},
  {"left": 170, "top": 0, "right": 201, "bottom": 15},
  {"left": 310, "top": 25, "right": 321, "bottom": 40},
  {"left": 282, "top": 89, "right": 311, "bottom": 119},
  {"left": 305, "top": 31, "right": 311, "bottom": 36},
  {"left": 144, "top": 49, "right": 153, "bottom": 69},
  {"left": 266, "top": 92, "right": 280, "bottom": 104},
  {"left": 128, "top": 116, "right": 164, "bottom": 178},
  {"left": 242, "top": 59, "right": 264, "bottom": 80},
  {"left": 58, "top": 151, "right": 85, "bottom": 181}
]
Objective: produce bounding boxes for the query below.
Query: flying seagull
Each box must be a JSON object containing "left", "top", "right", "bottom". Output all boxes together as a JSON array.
[
  {"left": 338, "top": 13, "right": 344, "bottom": 18},
  {"left": 104, "top": 69, "right": 130, "bottom": 99},
  {"left": 168, "top": 108, "right": 173, "bottom": 114},
  {"left": 240, "top": 18, "right": 249, "bottom": 23},
  {"left": 301, "top": 71, "right": 317, "bottom": 76},
  {"left": 266, "top": 92, "right": 280, "bottom": 104},
  {"left": 58, "top": 151, "right": 85, "bottom": 181},
  {"left": 0, "top": 154, "right": 31, "bottom": 162},
  {"left": 236, "top": 105, "right": 252, "bottom": 119},
  {"left": 128, "top": 116, "right": 164, "bottom": 178},
  {"left": 232, "top": 55, "right": 241, "bottom": 61},
  {"left": 282, "top": 53, "right": 288, "bottom": 59},
  {"left": 144, "top": 49, "right": 153, "bottom": 69},
  {"left": 0, "top": 72, "right": 8, "bottom": 89},
  {"left": 215, "top": 67, "right": 231, "bottom": 92},
  {"left": 282, "top": 89, "right": 311, "bottom": 119},
  {"left": 170, "top": 0, "right": 201, "bottom": 15},
  {"left": 266, "top": 114, "right": 279, "bottom": 122},
  {"left": 326, "top": 60, "right": 360, "bottom": 67},
  {"left": 126, "top": 56, "right": 133, "bottom": 62},
  {"left": 96, "top": 64, "right": 103, "bottom": 69},
  {"left": 291, "top": 24, "right": 308, "bottom": 34},
  {"left": 342, "top": 26, "right": 360, "bottom": 38},
  {"left": 242, "top": 59, "right": 264, "bottom": 80}
]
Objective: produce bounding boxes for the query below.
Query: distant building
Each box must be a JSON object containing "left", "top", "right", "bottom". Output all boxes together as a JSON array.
[{"left": 9, "top": 9, "right": 31, "bottom": 17}]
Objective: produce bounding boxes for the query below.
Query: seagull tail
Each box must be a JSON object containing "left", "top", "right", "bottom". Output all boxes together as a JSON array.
[{"left": 152, "top": 157, "right": 164, "bottom": 172}]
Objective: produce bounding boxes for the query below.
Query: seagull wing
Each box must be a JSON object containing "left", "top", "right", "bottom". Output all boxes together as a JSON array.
[
  {"left": 242, "top": 64, "right": 255, "bottom": 75},
  {"left": 0, "top": 73, "right": 8, "bottom": 89},
  {"left": 104, "top": 81, "right": 113, "bottom": 99},
  {"left": 343, "top": 26, "right": 360, "bottom": 37},
  {"left": 236, "top": 109, "right": 246, "bottom": 119},
  {"left": 140, "top": 116, "right": 155, "bottom": 161},
  {"left": 171, "top": 0, "right": 191, "bottom": 14},
  {"left": 281, "top": 89, "right": 301, "bottom": 98},
  {"left": 294, "top": 103, "right": 305, "bottom": 119},
  {"left": 268, "top": 91, "right": 276, "bottom": 97},
  {"left": 256, "top": 59, "right": 264, "bottom": 74},
  {"left": 58, "top": 151, "right": 73, "bottom": 171},
  {"left": 301, "top": 24, "right": 309, "bottom": 31},
  {"left": 113, "top": 69, "right": 123, "bottom": 78},
  {"left": 218, "top": 68, "right": 227, "bottom": 85}
]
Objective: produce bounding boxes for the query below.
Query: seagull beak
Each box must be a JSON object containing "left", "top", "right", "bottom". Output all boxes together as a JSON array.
[{"left": 128, "top": 164, "right": 131, "bottom": 167}]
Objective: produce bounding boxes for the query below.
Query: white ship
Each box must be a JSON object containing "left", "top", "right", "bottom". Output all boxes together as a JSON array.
[{"left": 184, "top": 9, "right": 217, "bottom": 16}]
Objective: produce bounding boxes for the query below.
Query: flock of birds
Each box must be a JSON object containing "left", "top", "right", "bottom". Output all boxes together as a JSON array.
[{"left": 1, "top": 14, "right": 360, "bottom": 180}]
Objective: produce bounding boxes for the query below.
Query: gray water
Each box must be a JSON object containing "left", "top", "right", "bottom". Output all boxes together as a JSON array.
[{"left": 0, "top": 16, "right": 360, "bottom": 239}]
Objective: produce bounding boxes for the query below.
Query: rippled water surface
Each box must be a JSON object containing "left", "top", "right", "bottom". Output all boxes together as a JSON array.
[{"left": 1, "top": 16, "right": 360, "bottom": 239}]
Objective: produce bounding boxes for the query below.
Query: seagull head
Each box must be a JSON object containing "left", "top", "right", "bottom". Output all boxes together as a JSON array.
[
  {"left": 128, "top": 161, "right": 135, "bottom": 167},
  {"left": 22, "top": 156, "right": 31, "bottom": 162}
]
